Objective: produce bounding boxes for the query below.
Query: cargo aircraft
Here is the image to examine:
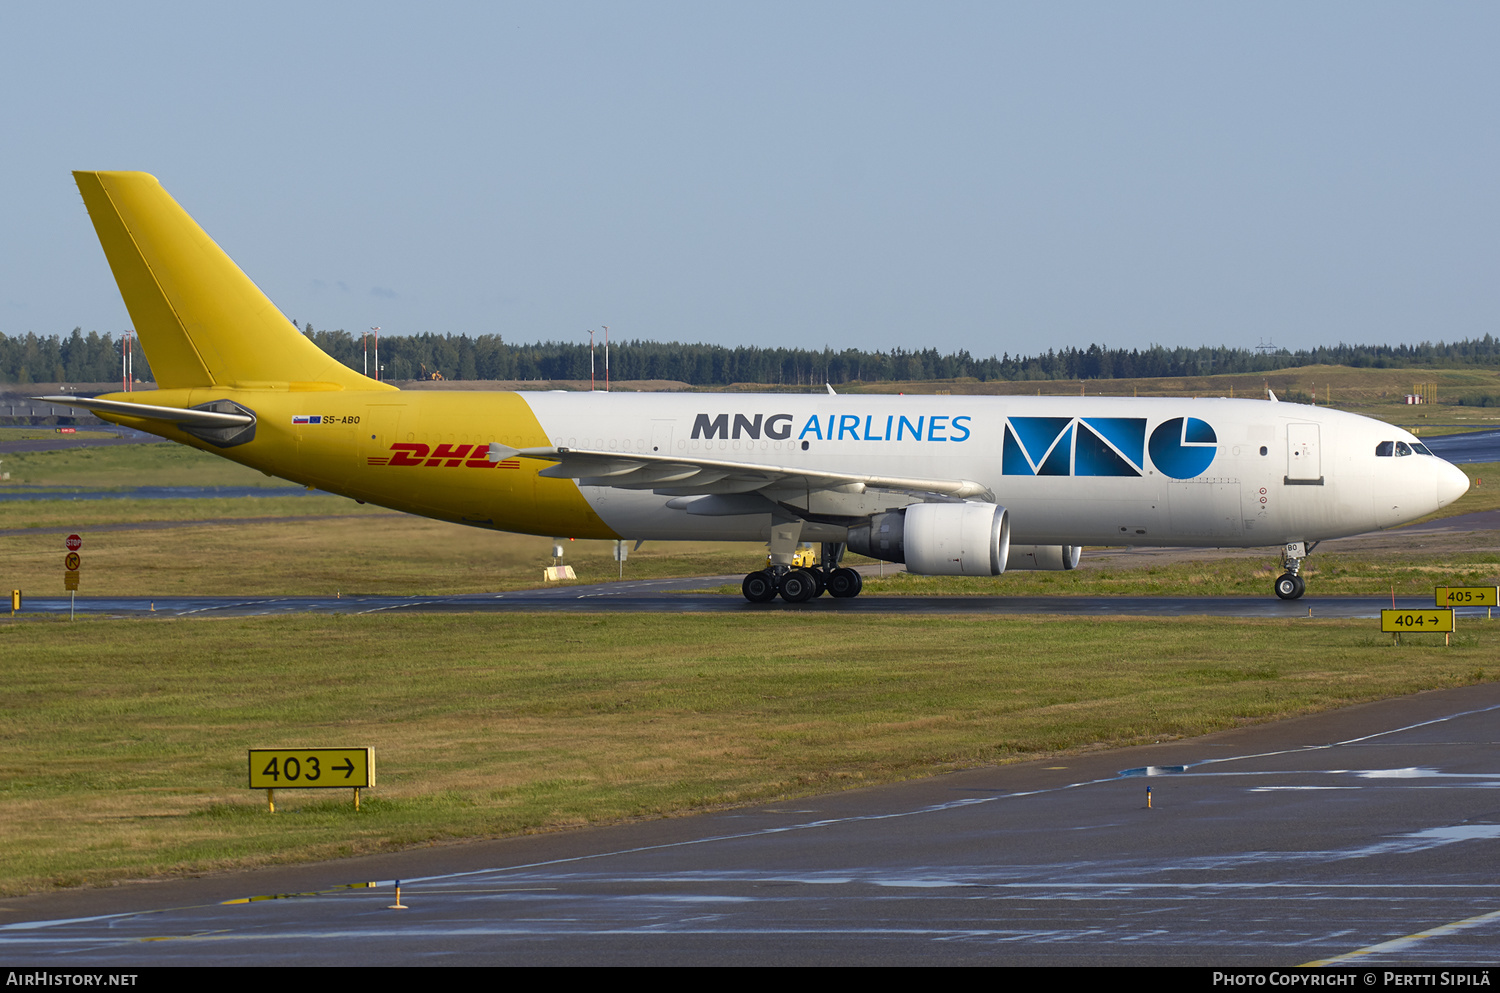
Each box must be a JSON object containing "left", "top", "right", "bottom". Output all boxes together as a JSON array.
[{"left": 41, "top": 172, "right": 1471, "bottom": 602}]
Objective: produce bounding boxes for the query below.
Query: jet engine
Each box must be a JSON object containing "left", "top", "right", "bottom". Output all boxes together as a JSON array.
[
  {"left": 1005, "top": 544, "right": 1082, "bottom": 571},
  {"left": 846, "top": 502, "right": 1011, "bottom": 576}
]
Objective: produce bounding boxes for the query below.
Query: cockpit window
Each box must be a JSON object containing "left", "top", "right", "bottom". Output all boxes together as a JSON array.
[{"left": 1378, "top": 439, "right": 1432, "bottom": 458}]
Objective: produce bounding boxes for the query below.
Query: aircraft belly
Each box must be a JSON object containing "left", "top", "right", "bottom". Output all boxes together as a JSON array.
[
  {"left": 579, "top": 487, "right": 847, "bottom": 541},
  {"left": 997, "top": 475, "right": 1163, "bottom": 545}
]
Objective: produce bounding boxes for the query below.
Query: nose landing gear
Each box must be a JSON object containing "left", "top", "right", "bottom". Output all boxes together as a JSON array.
[{"left": 1273, "top": 541, "right": 1317, "bottom": 600}]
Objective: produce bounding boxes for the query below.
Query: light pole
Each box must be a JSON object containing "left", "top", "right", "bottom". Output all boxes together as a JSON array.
[
  {"left": 122, "top": 330, "right": 134, "bottom": 392},
  {"left": 369, "top": 328, "right": 381, "bottom": 381},
  {"left": 588, "top": 330, "right": 596, "bottom": 391},
  {"left": 603, "top": 325, "right": 609, "bottom": 392}
]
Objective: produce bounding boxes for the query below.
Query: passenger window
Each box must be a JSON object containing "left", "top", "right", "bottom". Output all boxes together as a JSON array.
[
  {"left": 1375, "top": 441, "right": 1393, "bottom": 457},
  {"left": 1395, "top": 441, "right": 1412, "bottom": 457}
]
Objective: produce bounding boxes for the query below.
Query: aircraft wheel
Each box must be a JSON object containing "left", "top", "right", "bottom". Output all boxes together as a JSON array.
[
  {"left": 827, "top": 567, "right": 863, "bottom": 598},
  {"left": 779, "top": 569, "right": 818, "bottom": 603},
  {"left": 810, "top": 570, "right": 827, "bottom": 597},
  {"left": 1274, "top": 573, "right": 1304, "bottom": 600},
  {"left": 742, "top": 571, "right": 779, "bottom": 603}
]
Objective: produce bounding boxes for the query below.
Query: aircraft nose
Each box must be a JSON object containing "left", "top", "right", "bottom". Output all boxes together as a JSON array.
[{"left": 1435, "top": 459, "right": 1470, "bottom": 508}]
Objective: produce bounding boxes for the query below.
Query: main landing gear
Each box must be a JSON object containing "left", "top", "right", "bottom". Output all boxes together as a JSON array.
[
  {"left": 741, "top": 540, "right": 865, "bottom": 603},
  {"left": 1273, "top": 541, "right": 1318, "bottom": 600}
]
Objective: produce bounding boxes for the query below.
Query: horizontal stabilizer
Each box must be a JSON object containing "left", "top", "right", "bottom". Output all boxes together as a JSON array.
[{"left": 32, "top": 395, "right": 254, "bottom": 428}]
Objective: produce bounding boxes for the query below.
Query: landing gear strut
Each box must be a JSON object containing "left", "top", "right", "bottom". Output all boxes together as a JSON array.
[
  {"left": 1273, "top": 541, "right": 1317, "bottom": 600},
  {"left": 740, "top": 536, "right": 864, "bottom": 603}
]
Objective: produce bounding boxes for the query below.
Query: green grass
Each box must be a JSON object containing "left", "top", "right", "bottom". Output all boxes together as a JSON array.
[
  {"left": 0, "top": 428, "right": 122, "bottom": 442},
  {"left": 0, "top": 441, "right": 289, "bottom": 490},
  {"left": 0, "top": 494, "right": 376, "bottom": 531},
  {"left": 0, "top": 612, "right": 1489, "bottom": 895},
  {"left": 0, "top": 511, "right": 762, "bottom": 595}
]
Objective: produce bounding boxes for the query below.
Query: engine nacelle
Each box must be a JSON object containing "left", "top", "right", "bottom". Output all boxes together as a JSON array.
[
  {"left": 846, "top": 502, "right": 1011, "bottom": 576},
  {"left": 1005, "top": 544, "right": 1082, "bottom": 571}
]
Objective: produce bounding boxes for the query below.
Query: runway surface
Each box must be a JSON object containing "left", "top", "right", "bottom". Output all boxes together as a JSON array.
[
  {"left": 19, "top": 583, "right": 1500, "bottom": 619},
  {"left": 3, "top": 683, "right": 1498, "bottom": 966},
  {"left": 1424, "top": 427, "right": 1500, "bottom": 464}
]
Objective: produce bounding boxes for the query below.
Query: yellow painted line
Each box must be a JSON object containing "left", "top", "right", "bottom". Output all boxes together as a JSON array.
[
  {"left": 142, "top": 930, "right": 230, "bottom": 942},
  {"left": 1302, "top": 908, "right": 1500, "bottom": 966}
]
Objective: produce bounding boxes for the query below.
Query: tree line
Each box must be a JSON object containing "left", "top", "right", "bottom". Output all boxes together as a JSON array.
[{"left": 4, "top": 325, "right": 1500, "bottom": 387}]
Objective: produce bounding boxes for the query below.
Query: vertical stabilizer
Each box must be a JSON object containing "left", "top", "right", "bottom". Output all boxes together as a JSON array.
[{"left": 73, "top": 171, "right": 392, "bottom": 392}]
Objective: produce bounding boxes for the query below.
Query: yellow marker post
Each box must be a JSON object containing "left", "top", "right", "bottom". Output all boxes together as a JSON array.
[
  {"left": 248, "top": 748, "right": 374, "bottom": 812},
  {"left": 10, "top": 590, "right": 18, "bottom": 615}
]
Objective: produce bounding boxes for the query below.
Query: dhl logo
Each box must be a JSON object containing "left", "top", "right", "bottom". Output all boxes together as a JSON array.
[{"left": 367, "top": 443, "right": 520, "bottom": 469}]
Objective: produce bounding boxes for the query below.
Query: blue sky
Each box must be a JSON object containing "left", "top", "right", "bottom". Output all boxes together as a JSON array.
[{"left": 4, "top": 2, "right": 1497, "bottom": 357}]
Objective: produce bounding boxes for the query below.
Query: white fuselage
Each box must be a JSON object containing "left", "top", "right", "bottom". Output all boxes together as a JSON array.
[{"left": 519, "top": 393, "right": 1468, "bottom": 547}]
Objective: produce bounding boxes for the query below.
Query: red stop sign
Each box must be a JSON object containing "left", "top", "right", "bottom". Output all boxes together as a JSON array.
[{"left": 66, "top": 534, "right": 82, "bottom": 551}]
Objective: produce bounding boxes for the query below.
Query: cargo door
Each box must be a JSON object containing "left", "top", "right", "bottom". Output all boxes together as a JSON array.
[
  {"left": 650, "top": 420, "right": 675, "bottom": 457},
  {"left": 360, "top": 403, "right": 406, "bottom": 468},
  {"left": 1286, "top": 423, "right": 1322, "bottom": 484}
]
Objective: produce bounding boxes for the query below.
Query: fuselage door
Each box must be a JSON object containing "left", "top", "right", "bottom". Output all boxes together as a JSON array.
[
  {"left": 1286, "top": 423, "right": 1322, "bottom": 484},
  {"left": 650, "top": 420, "right": 675, "bottom": 456},
  {"left": 361, "top": 404, "right": 406, "bottom": 467}
]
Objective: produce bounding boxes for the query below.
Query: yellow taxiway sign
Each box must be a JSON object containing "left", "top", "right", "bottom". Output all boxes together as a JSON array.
[
  {"left": 248, "top": 748, "right": 374, "bottom": 789},
  {"left": 1380, "top": 609, "right": 1456, "bottom": 633},
  {"left": 1435, "top": 586, "right": 1499, "bottom": 607}
]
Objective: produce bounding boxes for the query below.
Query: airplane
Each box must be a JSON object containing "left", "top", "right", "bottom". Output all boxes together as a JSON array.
[{"left": 40, "top": 171, "right": 1471, "bottom": 603}]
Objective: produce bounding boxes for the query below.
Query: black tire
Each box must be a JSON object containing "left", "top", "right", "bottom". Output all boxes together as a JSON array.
[
  {"left": 1274, "top": 573, "right": 1304, "bottom": 600},
  {"left": 828, "top": 567, "right": 863, "bottom": 598},
  {"left": 742, "top": 571, "right": 778, "bottom": 603},
  {"left": 779, "top": 569, "right": 817, "bottom": 603},
  {"left": 810, "top": 569, "right": 827, "bottom": 597}
]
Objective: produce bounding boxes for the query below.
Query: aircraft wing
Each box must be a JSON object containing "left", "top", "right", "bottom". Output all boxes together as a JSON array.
[
  {"left": 31, "top": 395, "right": 254, "bottom": 428},
  {"left": 493, "top": 444, "right": 994, "bottom": 502}
]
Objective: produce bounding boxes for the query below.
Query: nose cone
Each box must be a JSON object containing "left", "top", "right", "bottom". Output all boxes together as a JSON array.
[{"left": 1436, "top": 460, "right": 1471, "bottom": 508}]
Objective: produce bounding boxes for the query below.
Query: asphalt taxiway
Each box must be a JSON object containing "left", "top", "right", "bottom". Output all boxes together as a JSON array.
[
  {"left": 18, "top": 585, "right": 1500, "bottom": 619},
  {"left": 3, "top": 683, "right": 1498, "bottom": 966}
]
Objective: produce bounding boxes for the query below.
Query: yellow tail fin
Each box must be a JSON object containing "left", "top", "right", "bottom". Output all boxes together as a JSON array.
[{"left": 74, "top": 171, "right": 393, "bottom": 392}]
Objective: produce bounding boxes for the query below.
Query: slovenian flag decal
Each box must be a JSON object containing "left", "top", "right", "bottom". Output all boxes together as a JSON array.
[{"left": 292, "top": 415, "right": 322, "bottom": 424}]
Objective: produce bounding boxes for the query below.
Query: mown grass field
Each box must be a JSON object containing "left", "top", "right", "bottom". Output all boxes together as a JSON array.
[
  {"left": 0, "top": 428, "right": 121, "bottom": 442},
  {"left": 0, "top": 612, "right": 1490, "bottom": 895},
  {"left": 0, "top": 438, "right": 295, "bottom": 490}
]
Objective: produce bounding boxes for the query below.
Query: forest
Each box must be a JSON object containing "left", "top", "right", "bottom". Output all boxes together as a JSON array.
[{"left": 3, "top": 324, "right": 1499, "bottom": 388}]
